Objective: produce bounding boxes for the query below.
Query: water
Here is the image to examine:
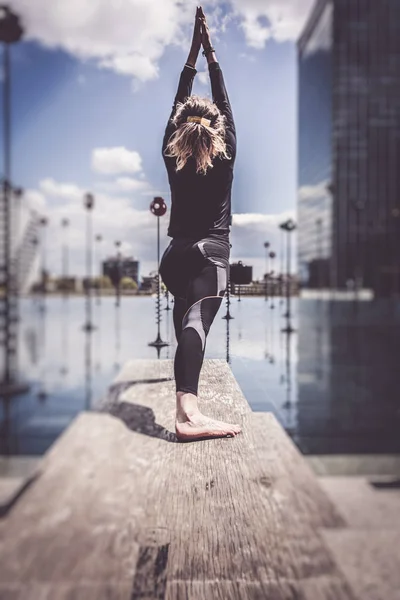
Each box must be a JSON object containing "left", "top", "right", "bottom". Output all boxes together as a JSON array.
[{"left": 1, "top": 294, "right": 399, "bottom": 456}]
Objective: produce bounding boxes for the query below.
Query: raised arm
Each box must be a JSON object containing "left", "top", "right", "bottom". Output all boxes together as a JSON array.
[
  {"left": 162, "top": 8, "right": 202, "bottom": 153},
  {"left": 199, "top": 8, "right": 236, "bottom": 157}
]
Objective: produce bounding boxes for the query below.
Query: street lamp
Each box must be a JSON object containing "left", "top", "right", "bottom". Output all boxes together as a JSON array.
[
  {"left": 39, "top": 216, "right": 48, "bottom": 314},
  {"left": 264, "top": 241, "right": 270, "bottom": 301},
  {"left": 115, "top": 240, "right": 122, "bottom": 307},
  {"left": 269, "top": 251, "right": 276, "bottom": 309},
  {"left": 148, "top": 197, "right": 169, "bottom": 352},
  {"left": 95, "top": 234, "right": 102, "bottom": 304},
  {"left": 279, "top": 219, "right": 296, "bottom": 334},
  {"left": 61, "top": 217, "right": 69, "bottom": 299},
  {"left": 83, "top": 192, "right": 95, "bottom": 332},
  {"left": 222, "top": 275, "right": 234, "bottom": 320}
]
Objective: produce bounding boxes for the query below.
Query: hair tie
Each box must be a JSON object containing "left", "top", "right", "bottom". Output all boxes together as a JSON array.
[{"left": 187, "top": 116, "right": 211, "bottom": 127}]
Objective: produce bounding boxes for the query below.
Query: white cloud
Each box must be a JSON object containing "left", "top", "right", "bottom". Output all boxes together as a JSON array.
[
  {"left": 100, "top": 53, "right": 159, "bottom": 82},
  {"left": 40, "top": 178, "right": 84, "bottom": 203},
  {"left": 238, "top": 52, "right": 257, "bottom": 62},
  {"left": 95, "top": 177, "right": 150, "bottom": 194},
  {"left": 24, "top": 189, "right": 47, "bottom": 213},
  {"left": 298, "top": 179, "right": 329, "bottom": 203},
  {"left": 9, "top": 0, "right": 314, "bottom": 87},
  {"left": 230, "top": 0, "right": 315, "bottom": 47},
  {"left": 197, "top": 71, "right": 209, "bottom": 86},
  {"left": 8, "top": 0, "right": 196, "bottom": 83},
  {"left": 91, "top": 147, "right": 143, "bottom": 175}
]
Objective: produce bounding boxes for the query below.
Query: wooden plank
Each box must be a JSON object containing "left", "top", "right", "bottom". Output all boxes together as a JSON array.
[
  {"left": 0, "top": 359, "right": 354, "bottom": 599},
  {"left": 108, "top": 360, "right": 353, "bottom": 595}
]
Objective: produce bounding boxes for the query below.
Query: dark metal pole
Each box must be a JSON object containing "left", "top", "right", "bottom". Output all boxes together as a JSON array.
[
  {"left": 83, "top": 193, "right": 95, "bottom": 331},
  {"left": 39, "top": 217, "right": 47, "bottom": 315},
  {"left": 3, "top": 42, "right": 11, "bottom": 383},
  {"left": 285, "top": 228, "right": 290, "bottom": 315},
  {"left": 281, "top": 219, "right": 296, "bottom": 334},
  {"left": 164, "top": 289, "right": 171, "bottom": 311},
  {"left": 61, "top": 218, "right": 69, "bottom": 300},
  {"left": 148, "top": 197, "right": 168, "bottom": 349},
  {"left": 222, "top": 275, "right": 234, "bottom": 320},
  {"left": 95, "top": 234, "right": 102, "bottom": 305},
  {"left": 264, "top": 241, "right": 270, "bottom": 301},
  {"left": 86, "top": 207, "right": 91, "bottom": 327},
  {"left": 280, "top": 228, "right": 284, "bottom": 305},
  {"left": 156, "top": 216, "right": 161, "bottom": 336}
]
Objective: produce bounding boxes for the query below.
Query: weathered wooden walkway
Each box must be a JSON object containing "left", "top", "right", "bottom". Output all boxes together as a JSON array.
[{"left": 0, "top": 359, "right": 357, "bottom": 599}]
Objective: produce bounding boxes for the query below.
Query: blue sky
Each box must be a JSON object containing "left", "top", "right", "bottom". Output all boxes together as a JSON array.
[{"left": 3, "top": 0, "right": 313, "bottom": 279}]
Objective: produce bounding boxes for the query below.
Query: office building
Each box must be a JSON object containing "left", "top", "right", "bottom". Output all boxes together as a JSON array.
[
  {"left": 298, "top": 0, "right": 400, "bottom": 296},
  {"left": 102, "top": 256, "right": 139, "bottom": 286}
]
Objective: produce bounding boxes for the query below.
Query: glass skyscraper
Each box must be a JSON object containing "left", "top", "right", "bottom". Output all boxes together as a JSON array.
[{"left": 298, "top": 0, "right": 400, "bottom": 296}]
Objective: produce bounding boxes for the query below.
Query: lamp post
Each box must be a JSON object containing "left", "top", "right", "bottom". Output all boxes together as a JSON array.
[
  {"left": 269, "top": 251, "right": 276, "bottom": 309},
  {"left": 83, "top": 193, "right": 95, "bottom": 332},
  {"left": 114, "top": 240, "right": 122, "bottom": 307},
  {"left": 95, "top": 234, "right": 103, "bottom": 305},
  {"left": 61, "top": 217, "right": 69, "bottom": 299},
  {"left": 164, "top": 289, "right": 171, "bottom": 311},
  {"left": 264, "top": 241, "right": 270, "bottom": 301},
  {"left": 222, "top": 275, "right": 234, "bottom": 320},
  {"left": 148, "top": 197, "right": 169, "bottom": 351},
  {"left": 39, "top": 216, "right": 48, "bottom": 314},
  {"left": 280, "top": 219, "right": 296, "bottom": 334},
  {"left": 0, "top": 6, "right": 26, "bottom": 395},
  {"left": 279, "top": 227, "right": 285, "bottom": 305}
]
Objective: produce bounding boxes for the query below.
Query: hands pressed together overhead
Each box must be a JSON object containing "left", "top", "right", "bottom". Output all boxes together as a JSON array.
[{"left": 187, "top": 5, "right": 216, "bottom": 68}]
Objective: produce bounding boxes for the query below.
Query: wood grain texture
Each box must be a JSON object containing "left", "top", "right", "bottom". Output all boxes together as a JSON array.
[{"left": 0, "top": 359, "right": 355, "bottom": 600}]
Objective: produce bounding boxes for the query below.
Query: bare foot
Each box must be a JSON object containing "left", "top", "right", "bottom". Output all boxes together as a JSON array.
[{"left": 176, "top": 411, "right": 242, "bottom": 442}]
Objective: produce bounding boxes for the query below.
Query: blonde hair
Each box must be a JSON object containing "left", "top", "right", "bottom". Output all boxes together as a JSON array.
[{"left": 164, "top": 95, "right": 231, "bottom": 176}]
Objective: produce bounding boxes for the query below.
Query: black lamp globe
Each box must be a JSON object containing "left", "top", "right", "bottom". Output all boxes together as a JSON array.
[
  {"left": 0, "top": 6, "right": 24, "bottom": 44},
  {"left": 150, "top": 197, "right": 167, "bottom": 217}
]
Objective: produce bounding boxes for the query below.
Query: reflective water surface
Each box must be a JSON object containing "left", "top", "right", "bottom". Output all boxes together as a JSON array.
[{"left": 1, "top": 295, "right": 399, "bottom": 456}]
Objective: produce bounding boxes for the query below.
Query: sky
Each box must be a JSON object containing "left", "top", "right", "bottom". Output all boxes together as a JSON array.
[{"left": 2, "top": 0, "right": 315, "bottom": 280}]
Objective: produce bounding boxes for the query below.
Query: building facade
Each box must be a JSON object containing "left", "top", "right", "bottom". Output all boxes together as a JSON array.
[
  {"left": 102, "top": 256, "right": 139, "bottom": 286},
  {"left": 298, "top": 0, "right": 400, "bottom": 296}
]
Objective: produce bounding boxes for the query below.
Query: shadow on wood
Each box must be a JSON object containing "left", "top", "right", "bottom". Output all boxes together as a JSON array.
[{"left": 109, "top": 401, "right": 177, "bottom": 443}]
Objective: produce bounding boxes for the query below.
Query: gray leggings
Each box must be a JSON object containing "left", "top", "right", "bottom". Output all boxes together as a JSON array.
[{"left": 159, "top": 234, "right": 230, "bottom": 395}]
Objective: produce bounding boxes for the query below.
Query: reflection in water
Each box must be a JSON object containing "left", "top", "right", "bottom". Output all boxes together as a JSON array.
[
  {"left": 0, "top": 398, "right": 12, "bottom": 455},
  {"left": 95, "top": 296, "right": 102, "bottom": 374},
  {"left": 297, "top": 300, "right": 400, "bottom": 454},
  {"left": 114, "top": 304, "right": 121, "bottom": 372},
  {"left": 37, "top": 296, "right": 48, "bottom": 403},
  {"left": 282, "top": 329, "right": 295, "bottom": 432},
  {"left": 225, "top": 312, "right": 231, "bottom": 364},
  {"left": 85, "top": 326, "right": 93, "bottom": 410},
  {"left": 2, "top": 296, "right": 400, "bottom": 457},
  {"left": 60, "top": 296, "right": 69, "bottom": 379},
  {"left": 236, "top": 300, "right": 243, "bottom": 341}
]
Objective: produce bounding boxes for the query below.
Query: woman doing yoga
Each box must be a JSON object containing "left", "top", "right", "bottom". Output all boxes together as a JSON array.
[{"left": 160, "top": 6, "right": 241, "bottom": 442}]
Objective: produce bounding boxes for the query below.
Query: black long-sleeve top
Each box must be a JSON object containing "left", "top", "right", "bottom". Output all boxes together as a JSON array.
[{"left": 162, "top": 61, "right": 236, "bottom": 239}]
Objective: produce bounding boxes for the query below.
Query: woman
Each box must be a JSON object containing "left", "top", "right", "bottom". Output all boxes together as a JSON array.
[{"left": 160, "top": 6, "right": 241, "bottom": 442}]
